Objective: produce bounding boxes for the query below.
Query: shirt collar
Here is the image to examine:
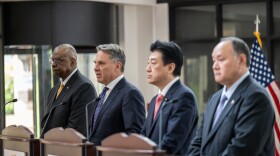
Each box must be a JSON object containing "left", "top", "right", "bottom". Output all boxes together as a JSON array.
[
  {"left": 106, "top": 75, "right": 124, "bottom": 90},
  {"left": 158, "top": 77, "right": 180, "bottom": 96},
  {"left": 60, "top": 68, "right": 78, "bottom": 85},
  {"left": 223, "top": 71, "right": 250, "bottom": 99}
]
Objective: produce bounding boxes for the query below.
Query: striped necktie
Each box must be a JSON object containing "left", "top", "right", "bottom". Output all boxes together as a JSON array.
[{"left": 93, "top": 87, "right": 109, "bottom": 129}]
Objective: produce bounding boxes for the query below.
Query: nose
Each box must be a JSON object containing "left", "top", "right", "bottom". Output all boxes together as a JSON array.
[
  {"left": 52, "top": 62, "right": 57, "bottom": 68},
  {"left": 212, "top": 61, "right": 218, "bottom": 70},
  {"left": 146, "top": 64, "right": 151, "bottom": 72},
  {"left": 94, "top": 63, "right": 99, "bottom": 71}
]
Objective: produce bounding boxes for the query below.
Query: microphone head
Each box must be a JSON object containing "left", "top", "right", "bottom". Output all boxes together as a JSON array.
[{"left": 12, "top": 99, "right": 18, "bottom": 102}]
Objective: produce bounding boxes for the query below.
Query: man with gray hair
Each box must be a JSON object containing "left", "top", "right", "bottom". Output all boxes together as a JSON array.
[
  {"left": 41, "top": 44, "right": 97, "bottom": 137},
  {"left": 89, "top": 44, "right": 145, "bottom": 145}
]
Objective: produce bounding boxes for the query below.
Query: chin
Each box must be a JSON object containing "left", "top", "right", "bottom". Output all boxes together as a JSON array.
[{"left": 147, "top": 80, "right": 154, "bottom": 84}]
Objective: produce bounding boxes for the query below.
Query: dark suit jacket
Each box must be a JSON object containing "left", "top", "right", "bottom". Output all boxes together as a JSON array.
[
  {"left": 142, "top": 80, "right": 199, "bottom": 155},
  {"left": 89, "top": 77, "right": 145, "bottom": 145},
  {"left": 41, "top": 70, "right": 97, "bottom": 137},
  {"left": 187, "top": 76, "right": 275, "bottom": 156}
]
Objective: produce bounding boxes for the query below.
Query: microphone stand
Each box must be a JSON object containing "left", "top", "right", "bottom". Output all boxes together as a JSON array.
[
  {"left": 0, "top": 99, "right": 18, "bottom": 131},
  {"left": 158, "top": 99, "right": 178, "bottom": 150},
  {"left": 85, "top": 98, "right": 100, "bottom": 141},
  {"left": 159, "top": 98, "right": 169, "bottom": 150},
  {"left": 40, "top": 102, "right": 65, "bottom": 138}
]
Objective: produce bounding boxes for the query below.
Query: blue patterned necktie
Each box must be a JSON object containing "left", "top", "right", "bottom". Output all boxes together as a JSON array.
[
  {"left": 213, "top": 94, "right": 228, "bottom": 127},
  {"left": 93, "top": 87, "right": 108, "bottom": 129}
]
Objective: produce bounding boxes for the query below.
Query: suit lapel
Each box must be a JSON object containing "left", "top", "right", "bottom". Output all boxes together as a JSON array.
[
  {"left": 203, "top": 76, "right": 251, "bottom": 146},
  {"left": 146, "top": 97, "right": 156, "bottom": 134},
  {"left": 44, "top": 71, "right": 79, "bottom": 117},
  {"left": 146, "top": 80, "right": 180, "bottom": 137},
  {"left": 56, "top": 71, "right": 80, "bottom": 101},
  {"left": 92, "top": 78, "right": 125, "bottom": 133},
  {"left": 203, "top": 91, "right": 222, "bottom": 137}
]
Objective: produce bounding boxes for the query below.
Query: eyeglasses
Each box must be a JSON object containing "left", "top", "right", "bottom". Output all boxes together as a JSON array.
[{"left": 49, "top": 58, "right": 66, "bottom": 64}]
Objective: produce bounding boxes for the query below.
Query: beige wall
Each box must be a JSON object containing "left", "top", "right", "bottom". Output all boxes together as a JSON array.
[{"left": 119, "top": 3, "right": 169, "bottom": 103}]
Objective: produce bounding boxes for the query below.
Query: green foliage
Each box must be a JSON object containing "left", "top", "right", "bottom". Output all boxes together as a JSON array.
[{"left": 5, "top": 74, "right": 14, "bottom": 114}]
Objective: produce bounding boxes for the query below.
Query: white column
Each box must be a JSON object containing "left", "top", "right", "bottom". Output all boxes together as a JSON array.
[{"left": 119, "top": 3, "right": 169, "bottom": 103}]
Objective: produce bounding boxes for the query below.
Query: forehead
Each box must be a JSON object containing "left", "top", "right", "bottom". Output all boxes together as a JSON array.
[
  {"left": 148, "top": 50, "right": 163, "bottom": 60},
  {"left": 95, "top": 51, "right": 111, "bottom": 60},
  {"left": 212, "top": 41, "right": 234, "bottom": 57},
  {"left": 52, "top": 48, "right": 67, "bottom": 57}
]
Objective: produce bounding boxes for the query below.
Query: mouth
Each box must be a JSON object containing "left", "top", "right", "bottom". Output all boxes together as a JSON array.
[
  {"left": 95, "top": 74, "right": 101, "bottom": 78},
  {"left": 214, "top": 73, "right": 221, "bottom": 77}
]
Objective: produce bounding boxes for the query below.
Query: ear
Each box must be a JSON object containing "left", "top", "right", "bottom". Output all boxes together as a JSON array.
[
  {"left": 168, "top": 63, "right": 176, "bottom": 74},
  {"left": 71, "top": 57, "right": 77, "bottom": 66},
  {"left": 239, "top": 53, "right": 247, "bottom": 66},
  {"left": 115, "top": 61, "right": 122, "bottom": 71}
]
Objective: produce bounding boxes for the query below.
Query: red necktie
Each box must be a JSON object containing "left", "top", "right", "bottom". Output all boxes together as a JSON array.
[{"left": 153, "top": 94, "right": 164, "bottom": 120}]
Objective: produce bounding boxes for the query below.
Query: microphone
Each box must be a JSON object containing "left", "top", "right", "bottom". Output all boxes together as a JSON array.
[
  {"left": 5, "top": 99, "right": 18, "bottom": 105},
  {"left": 85, "top": 97, "right": 100, "bottom": 141},
  {"left": 40, "top": 102, "right": 66, "bottom": 138},
  {"left": 158, "top": 98, "right": 178, "bottom": 150}
]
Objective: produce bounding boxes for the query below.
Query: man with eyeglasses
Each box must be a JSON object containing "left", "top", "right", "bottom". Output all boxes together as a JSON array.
[{"left": 40, "top": 44, "right": 97, "bottom": 138}]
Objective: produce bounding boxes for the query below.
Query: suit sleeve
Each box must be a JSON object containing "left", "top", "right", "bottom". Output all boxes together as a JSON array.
[
  {"left": 67, "top": 83, "right": 97, "bottom": 136},
  {"left": 187, "top": 116, "right": 204, "bottom": 156},
  {"left": 161, "top": 92, "right": 198, "bottom": 154},
  {"left": 221, "top": 91, "right": 274, "bottom": 156},
  {"left": 141, "top": 119, "right": 147, "bottom": 136},
  {"left": 122, "top": 89, "right": 146, "bottom": 134}
]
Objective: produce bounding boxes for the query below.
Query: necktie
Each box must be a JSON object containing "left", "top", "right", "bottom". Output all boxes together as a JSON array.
[
  {"left": 93, "top": 87, "right": 108, "bottom": 129},
  {"left": 153, "top": 94, "right": 164, "bottom": 120},
  {"left": 213, "top": 94, "right": 228, "bottom": 127},
  {"left": 56, "top": 83, "right": 64, "bottom": 98}
]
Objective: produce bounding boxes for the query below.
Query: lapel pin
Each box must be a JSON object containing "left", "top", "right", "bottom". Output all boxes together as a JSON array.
[{"left": 231, "top": 100, "right": 235, "bottom": 105}]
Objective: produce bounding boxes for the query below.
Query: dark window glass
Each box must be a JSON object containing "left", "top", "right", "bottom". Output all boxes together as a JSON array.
[
  {"left": 223, "top": 3, "right": 267, "bottom": 38},
  {"left": 175, "top": 5, "right": 217, "bottom": 121},
  {"left": 273, "top": 41, "right": 280, "bottom": 83},
  {"left": 175, "top": 6, "right": 216, "bottom": 41},
  {"left": 273, "top": 2, "right": 280, "bottom": 35}
]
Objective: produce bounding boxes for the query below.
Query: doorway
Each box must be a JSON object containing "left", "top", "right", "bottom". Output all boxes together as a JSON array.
[{"left": 4, "top": 45, "right": 52, "bottom": 137}]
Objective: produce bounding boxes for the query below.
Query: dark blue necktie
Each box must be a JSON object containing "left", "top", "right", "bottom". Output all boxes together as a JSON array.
[{"left": 93, "top": 87, "right": 108, "bottom": 129}]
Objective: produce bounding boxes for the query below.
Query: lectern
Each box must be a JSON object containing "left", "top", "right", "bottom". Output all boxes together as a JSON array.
[
  {"left": 96, "top": 133, "right": 166, "bottom": 156},
  {"left": 0, "top": 125, "right": 40, "bottom": 156},
  {"left": 40, "top": 127, "right": 95, "bottom": 156}
]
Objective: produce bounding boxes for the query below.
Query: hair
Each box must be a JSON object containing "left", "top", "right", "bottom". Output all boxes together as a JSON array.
[
  {"left": 54, "top": 44, "right": 77, "bottom": 60},
  {"left": 150, "top": 40, "right": 183, "bottom": 76},
  {"left": 221, "top": 37, "right": 250, "bottom": 67},
  {"left": 96, "top": 44, "right": 126, "bottom": 72}
]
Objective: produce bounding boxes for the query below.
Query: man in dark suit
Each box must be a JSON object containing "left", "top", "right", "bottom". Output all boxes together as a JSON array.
[
  {"left": 89, "top": 44, "right": 145, "bottom": 145},
  {"left": 187, "top": 37, "right": 275, "bottom": 156},
  {"left": 142, "top": 40, "right": 199, "bottom": 155},
  {"left": 41, "top": 44, "right": 97, "bottom": 138}
]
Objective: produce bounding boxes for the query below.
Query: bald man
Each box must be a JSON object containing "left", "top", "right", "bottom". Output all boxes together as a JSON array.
[{"left": 41, "top": 44, "right": 97, "bottom": 137}]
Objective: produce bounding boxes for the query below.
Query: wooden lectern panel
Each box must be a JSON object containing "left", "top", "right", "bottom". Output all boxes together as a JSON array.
[
  {"left": 96, "top": 133, "right": 166, "bottom": 156},
  {"left": 0, "top": 125, "right": 40, "bottom": 156},
  {"left": 40, "top": 127, "right": 95, "bottom": 156}
]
